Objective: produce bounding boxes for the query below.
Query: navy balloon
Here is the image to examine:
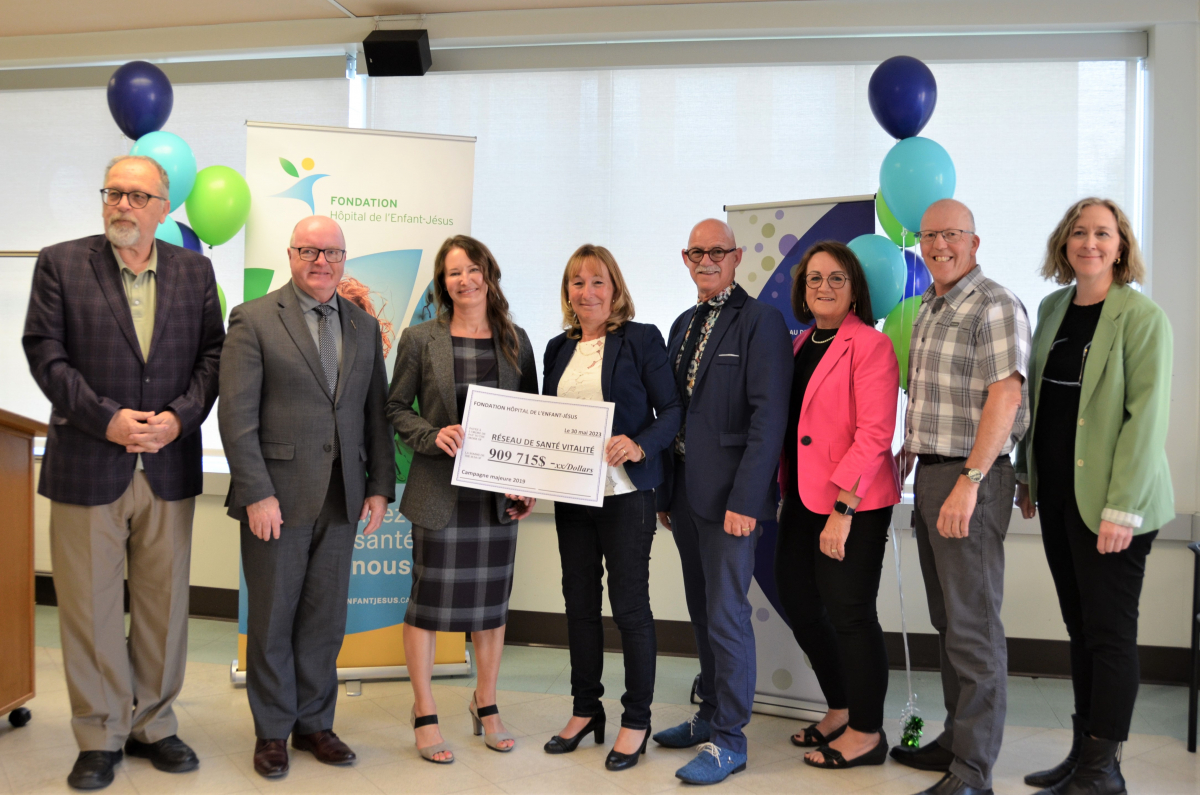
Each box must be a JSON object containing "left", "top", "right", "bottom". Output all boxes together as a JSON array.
[
  {"left": 868, "top": 56, "right": 937, "bottom": 139},
  {"left": 107, "top": 61, "right": 174, "bottom": 140},
  {"left": 904, "top": 250, "right": 932, "bottom": 299},
  {"left": 177, "top": 221, "right": 203, "bottom": 254}
]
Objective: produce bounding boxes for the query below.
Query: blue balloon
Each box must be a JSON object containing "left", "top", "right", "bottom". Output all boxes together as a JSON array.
[
  {"left": 879, "top": 137, "right": 956, "bottom": 233},
  {"left": 848, "top": 234, "right": 906, "bottom": 319},
  {"left": 869, "top": 56, "right": 937, "bottom": 139},
  {"left": 155, "top": 215, "right": 183, "bottom": 247},
  {"left": 130, "top": 131, "right": 196, "bottom": 209},
  {"left": 904, "top": 250, "right": 932, "bottom": 299},
  {"left": 107, "top": 61, "right": 173, "bottom": 140},
  {"left": 177, "top": 221, "right": 203, "bottom": 254}
]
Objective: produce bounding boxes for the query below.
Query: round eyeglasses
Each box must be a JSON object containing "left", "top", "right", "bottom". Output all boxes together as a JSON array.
[
  {"left": 100, "top": 188, "right": 166, "bottom": 209},
  {"left": 805, "top": 272, "right": 848, "bottom": 289},
  {"left": 685, "top": 247, "right": 737, "bottom": 263}
]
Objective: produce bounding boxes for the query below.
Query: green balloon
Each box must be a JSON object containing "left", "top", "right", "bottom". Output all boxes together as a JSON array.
[
  {"left": 216, "top": 283, "right": 227, "bottom": 322},
  {"left": 185, "top": 166, "right": 251, "bottom": 247},
  {"left": 882, "top": 296, "right": 923, "bottom": 391},
  {"left": 876, "top": 191, "right": 917, "bottom": 248}
]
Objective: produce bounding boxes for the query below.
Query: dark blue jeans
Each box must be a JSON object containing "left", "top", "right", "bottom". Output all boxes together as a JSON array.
[
  {"left": 554, "top": 489, "right": 658, "bottom": 729},
  {"left": 668, "top": 459, "right": 759, "bottom": 755}
]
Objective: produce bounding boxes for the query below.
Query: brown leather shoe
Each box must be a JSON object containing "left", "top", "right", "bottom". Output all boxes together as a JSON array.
[
  {"left": 292, "top": 730, "right": 357, "bottom": 766},
  {"left": 253, "top": 738, "right": 289, "bottom": 778}
]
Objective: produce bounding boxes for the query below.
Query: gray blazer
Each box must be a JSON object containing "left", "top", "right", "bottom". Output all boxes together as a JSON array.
[
  {"left": 386, "top": 318, "right": 538, "bottom": 530},
  {"left": 219, "top": 283, "right": 395, "bottom": 526}
]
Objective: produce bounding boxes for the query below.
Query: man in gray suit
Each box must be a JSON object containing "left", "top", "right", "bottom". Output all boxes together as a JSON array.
[{"left": 219, "top": 216, "right": 395, "bottom": 779}]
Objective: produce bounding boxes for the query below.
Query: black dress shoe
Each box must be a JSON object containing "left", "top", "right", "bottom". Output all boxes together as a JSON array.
[
  {"left": 891, "top": 740, "right": 955, "bottom": 771},
  {"left": 125, "top": 735, "right": 199, "bottom": 773},
  {"left": 604, "top": 725, "right": 649, "bottom": 771},
  {"left": 544, "top": 714, "right": 606, "bottom": 754},
  {"left": 67, "top": 750, "right": 123, "bottom": 790},
  {"left": 915, "top": 772, "right": 994, "bottom": 795}
]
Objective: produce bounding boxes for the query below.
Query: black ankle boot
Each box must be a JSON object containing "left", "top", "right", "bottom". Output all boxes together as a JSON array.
[
  {"left": 1026, "top": 714, "right": 1084, "bottom": 789},
  {"left": 1050, "top": 735, "right": 1126, "bottom": 795}
]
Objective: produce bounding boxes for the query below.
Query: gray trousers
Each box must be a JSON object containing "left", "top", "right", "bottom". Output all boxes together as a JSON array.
[
  {"left": 50, "top": 472, "right": 195, "bottom": 751},
  {"left": 913, "top": 457, "right": 1015, "bottom": 790},
  {"left": 241, "top": 463, "right": 356, "bottom": 739}
]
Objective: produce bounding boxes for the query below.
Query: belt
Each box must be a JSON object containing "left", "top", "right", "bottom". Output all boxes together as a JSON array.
[{"left": 917, "top": 454, "right": 967, "bottom": 466}]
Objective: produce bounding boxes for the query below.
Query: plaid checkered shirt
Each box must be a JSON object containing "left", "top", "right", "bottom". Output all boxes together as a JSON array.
[{"left": 904, "top": 265, "right": 1031, "bottom": 458}]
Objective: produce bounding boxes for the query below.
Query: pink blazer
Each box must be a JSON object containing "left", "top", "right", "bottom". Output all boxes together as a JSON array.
[{"left": 779, "top": 312, "right": 902, "bottom": 513}]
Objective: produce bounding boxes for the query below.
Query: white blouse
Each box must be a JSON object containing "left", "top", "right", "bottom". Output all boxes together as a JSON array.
[{"left": 556, "top": 337, "right": 637, "bottom": 497}]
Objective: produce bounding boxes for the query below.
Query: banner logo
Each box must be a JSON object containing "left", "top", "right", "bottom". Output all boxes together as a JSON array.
[{"left": 272, "top": 156, "right": 329, "bottom": 213}]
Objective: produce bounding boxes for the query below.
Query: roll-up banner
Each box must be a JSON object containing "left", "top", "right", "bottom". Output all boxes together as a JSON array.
[
  {"left": 726, "top": 195, "right": 876, "bottom": 720},
  {"left": 232, "top": 122, "right": 477, "bottom": 685}
]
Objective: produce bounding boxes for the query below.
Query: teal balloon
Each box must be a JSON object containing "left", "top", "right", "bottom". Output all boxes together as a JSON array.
[
  {"left": 879, "top": 136, "right": 956, "bottom": 232},
  {"left": 155, "top": 215, "right": 183, "bottom": 246},
  {"left": 130, "top": 130, "right": 197, "bottom": 209},
  {"left": 847, "top": 234, "right": 906, "bottom": 319}
]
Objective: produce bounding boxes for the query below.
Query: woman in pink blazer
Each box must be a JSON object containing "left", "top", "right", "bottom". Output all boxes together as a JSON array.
[{"left": 777, "top": 241, "right": 901, "bottom": 770}]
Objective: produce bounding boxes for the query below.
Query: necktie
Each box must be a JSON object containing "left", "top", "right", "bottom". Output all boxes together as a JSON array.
[
  {"left": 315, "top": 304, "right": 339, "bottom": 396},
  {"left": 315, "top": 304, "right": 340, "bottom": 459},
  {"left": 675, "top": 301, "right": 714, "bottom": 406}
]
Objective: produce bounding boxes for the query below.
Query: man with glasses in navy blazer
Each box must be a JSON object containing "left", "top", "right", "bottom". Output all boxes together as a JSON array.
[{"left": 653, "top": 219, "right": 793, "bottom": 785}]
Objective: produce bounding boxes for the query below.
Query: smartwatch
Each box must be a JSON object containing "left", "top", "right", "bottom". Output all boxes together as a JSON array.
[
  {"left": 833, "top": 500, "right": 856, "bottom": 517},
  {"left": 961, "top": 467, "right": 983, "bottom": 484}
]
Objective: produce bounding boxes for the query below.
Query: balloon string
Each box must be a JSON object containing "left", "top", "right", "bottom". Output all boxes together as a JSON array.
[{"left": 896, "top": 226, "right": 918, "bottom": 720}]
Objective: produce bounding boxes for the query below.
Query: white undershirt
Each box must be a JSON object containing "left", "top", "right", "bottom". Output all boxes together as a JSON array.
[{"left": 556, "top": 337, "right": 637, "bottom": 497}]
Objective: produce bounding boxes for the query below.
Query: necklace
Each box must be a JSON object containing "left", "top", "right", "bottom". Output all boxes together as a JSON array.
[{"left": 810, "top": 328, "right": 838, "bottom": 345}]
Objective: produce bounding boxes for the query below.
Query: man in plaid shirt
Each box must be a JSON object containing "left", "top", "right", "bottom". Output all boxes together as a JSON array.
[{"left": 890, "top": 200, "right": 1030, "bottom": 795}]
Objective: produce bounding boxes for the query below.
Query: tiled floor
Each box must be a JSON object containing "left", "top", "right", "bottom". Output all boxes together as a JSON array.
[{"left": 3, "top": 607, "right": 1197, "bottom": 794}]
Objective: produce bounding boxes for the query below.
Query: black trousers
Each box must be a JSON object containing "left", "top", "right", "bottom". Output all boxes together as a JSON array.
[
  {"left": 775, "top": 493, "right": 892, "bottom": 732},
  {"left": 241, "top": 461, "right": 356, "bottom": 739},
  {"left": 554, "top": 489, "right": 658, "bottom": 729},
  {"left": 1038, "top": 486, "right": 1156, "bottom": 742}
]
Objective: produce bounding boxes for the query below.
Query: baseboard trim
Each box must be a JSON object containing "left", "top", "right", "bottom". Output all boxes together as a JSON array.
[
  {"left": 507, "top": 609, "right": 1193, "bottom": 687},
  {"left": 33, "top": 582, "right": 1190, "bottom": 685},
  {"left": 35, "top": 574, "right": 238, "bottom": 622}
]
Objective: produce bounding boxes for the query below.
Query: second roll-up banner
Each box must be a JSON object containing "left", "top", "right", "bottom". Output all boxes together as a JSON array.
[
  {"left": 232, "top": 122, "right": 477, "bottom": 685},
  {"left": 726, "top": 195, "right": 876, "bottom": 720}
]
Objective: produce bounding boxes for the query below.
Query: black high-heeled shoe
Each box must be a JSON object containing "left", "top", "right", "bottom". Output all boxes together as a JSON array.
[
  {"left": 544, "top": 714, "right": 606, "bottom": 754},
  {"left": 604, "top": 725, "right": 650, "bottom": 771}
]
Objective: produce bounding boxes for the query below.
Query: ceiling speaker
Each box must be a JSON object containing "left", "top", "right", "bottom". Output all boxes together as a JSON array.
[{"left": 362, "top": 30, "right": 432, "bottom": 77}]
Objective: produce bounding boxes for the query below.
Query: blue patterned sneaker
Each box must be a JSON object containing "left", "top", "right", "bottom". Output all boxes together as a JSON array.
[
  {"left": 675, "top": 742, "right": 747, "bottom": 785},
  {"left": 652, "top": 715, "right": 712, "bottom": 748}
]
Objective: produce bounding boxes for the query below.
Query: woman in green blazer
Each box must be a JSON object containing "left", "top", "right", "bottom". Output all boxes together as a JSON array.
[{"left": 1015, "top": 197, "right": 1173, "bottom": 795}]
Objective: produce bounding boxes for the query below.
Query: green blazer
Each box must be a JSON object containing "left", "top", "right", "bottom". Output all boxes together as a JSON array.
[{"left": 1015, "top": 282, "right": 1173, "bottom": 534}]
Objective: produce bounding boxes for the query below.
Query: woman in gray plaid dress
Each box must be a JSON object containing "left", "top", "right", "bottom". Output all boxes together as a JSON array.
[{"left": 387, "top": 235, "right": 538, "bottom": 762}]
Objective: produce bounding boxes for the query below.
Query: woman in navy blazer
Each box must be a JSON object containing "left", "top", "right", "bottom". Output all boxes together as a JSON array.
[{"left": 541, "top": 245, "right": 682, "bottom": 771}]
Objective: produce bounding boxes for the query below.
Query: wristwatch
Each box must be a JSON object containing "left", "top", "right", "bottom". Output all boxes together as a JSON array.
[
  {"left": 961, "top": 467, "right": 983, "bottom": 484},
  {"left": 833, "top": 500, "right": 856, "bottom": 516}
]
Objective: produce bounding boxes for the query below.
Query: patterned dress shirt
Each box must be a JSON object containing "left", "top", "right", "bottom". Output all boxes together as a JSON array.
[
  {"left": 904, "top": 265, "right": 1031, "bottom": 458},
  {"left": 673, "top": 281, "right": 736, "bottom": 456}
]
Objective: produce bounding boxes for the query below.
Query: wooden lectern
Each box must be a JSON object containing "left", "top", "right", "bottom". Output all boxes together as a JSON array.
[{"left": 0, "top": 408, "right": 46, "bottom": 729}]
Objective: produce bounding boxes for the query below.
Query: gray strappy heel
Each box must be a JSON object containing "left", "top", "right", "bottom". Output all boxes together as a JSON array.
[
  {"left": 410, "top": 707, "right": 454, "bottom": 763},
  {"left": 469, "top": 695, "right": 515, "bottom": 752}
]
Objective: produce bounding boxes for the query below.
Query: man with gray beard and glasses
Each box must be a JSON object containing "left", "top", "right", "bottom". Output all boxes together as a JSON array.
[{"left": 23, "top": 155, "right": 225, "bottom": 790}]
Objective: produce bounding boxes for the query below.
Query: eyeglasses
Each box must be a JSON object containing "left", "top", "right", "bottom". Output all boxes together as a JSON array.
[
  {"left": 100, "top": 188, "right": 166, "bottom": 209},
  {"left": 685, "top": 247, "right": 737, "bottom": 263},
  {"left": 805, "top": 272, "right": 848, "bottom": 289},
  {"left": 917, "top": 229, "right": 974, "bottom": 244},
  {"left": 291, "top": 247, "right": 346, "bottom": 263}
]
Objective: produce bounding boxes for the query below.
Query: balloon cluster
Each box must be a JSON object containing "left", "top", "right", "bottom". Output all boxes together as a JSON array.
[
  {"left": 844, "top": 56, "right": 955, "bottom": 391},
  {"left": 107, "top": 61, "right": 250, "bottom": 317}
]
